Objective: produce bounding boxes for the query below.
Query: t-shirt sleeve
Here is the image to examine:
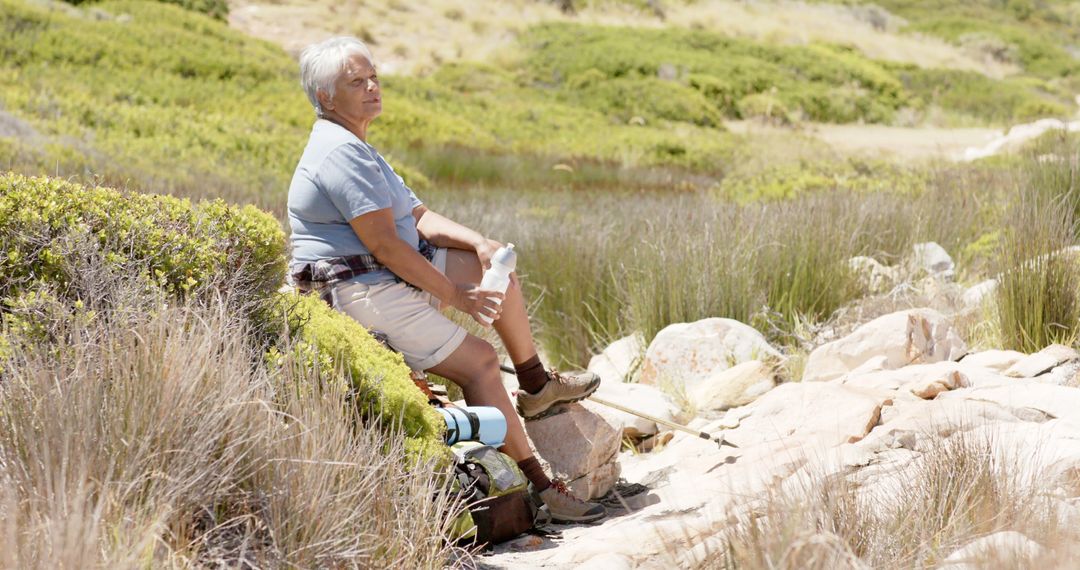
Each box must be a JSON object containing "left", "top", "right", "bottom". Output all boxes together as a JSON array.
[
  {"left": 315, "top": 143, "right": 392, "bottom": 221},
  {"left": 391, "top": 167, "right": 424, "bottom": 210}
]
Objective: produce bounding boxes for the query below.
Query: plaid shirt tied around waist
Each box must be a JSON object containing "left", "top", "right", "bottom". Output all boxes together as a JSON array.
[{"left": 288, "top": 239, "right": 437, "bottom": 304}]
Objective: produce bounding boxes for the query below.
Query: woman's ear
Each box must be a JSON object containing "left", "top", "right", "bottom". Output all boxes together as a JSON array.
[{"left": 316, "top": 89, "right": 334, "bottom": 114}]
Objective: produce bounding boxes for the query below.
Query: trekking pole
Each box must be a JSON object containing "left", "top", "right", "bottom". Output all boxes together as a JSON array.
[{"left": 499, "top": 365, "right": 737, "bottom": 449}]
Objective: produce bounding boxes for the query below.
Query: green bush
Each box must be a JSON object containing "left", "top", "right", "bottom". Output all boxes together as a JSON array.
[
  {"left": 270, "top": 293, "right": 445, "bottom": 460},
  {"left": 895, "top": 67, "right": 1071, "bottom": 124},
  {"left": 571, "top": 76, "right": 725, "bottom": 127},
  {"left": 520, "top": 23, "right": 907, "bottom": 124},
  {"left": 717, "top": 159, "right": 927, "bottom": 202},
  {"left": 0, "top": 173, "right": 286, "bottom": 301},
  {"left": 64, "top": 0, "right": 228, "bottom": 19},
  {"left": 736, "top": 93, "right": 794, "bottom": 125}
]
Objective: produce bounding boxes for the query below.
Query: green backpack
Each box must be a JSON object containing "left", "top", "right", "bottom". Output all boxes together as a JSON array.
[{"left": 448, "top": 441, "right": 549, "bottom": 546}]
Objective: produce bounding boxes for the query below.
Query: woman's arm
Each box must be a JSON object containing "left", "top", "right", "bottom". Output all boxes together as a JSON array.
[
  {"left": 350, "top": 208, "right": 503, "bottom": 326},
  {"left": 413, "top": 205, "right": 503, "bottom": 268}
]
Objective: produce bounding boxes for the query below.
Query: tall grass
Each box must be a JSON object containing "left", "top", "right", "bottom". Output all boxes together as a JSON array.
[
  {"left": 424, "top": 164, "right": 995, "bottom": 367},
  {"left": 0, "top": 294, "right": 464, "bottom": 567},
  {"left": 995, "top": 135, "right": 1080, "bottom": 352}
]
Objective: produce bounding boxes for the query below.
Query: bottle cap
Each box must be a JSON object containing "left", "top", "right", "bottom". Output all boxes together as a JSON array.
[{"left": 492, "top": 243, "right": 517, "bottom": 270}]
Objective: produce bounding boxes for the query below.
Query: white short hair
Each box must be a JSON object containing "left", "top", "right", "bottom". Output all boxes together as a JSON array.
[{"left": 299, "top": 36, "right": 374, "bottom": 117}]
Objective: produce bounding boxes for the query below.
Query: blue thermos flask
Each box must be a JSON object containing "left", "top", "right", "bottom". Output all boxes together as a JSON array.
[{"left": 436, "top": 406, "right": 507, "bottom": 447}]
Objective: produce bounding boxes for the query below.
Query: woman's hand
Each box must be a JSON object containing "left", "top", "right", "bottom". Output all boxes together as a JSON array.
[
  {"left": 448, "top": 283, "right": 505, "bottom": 327},
  {"left": 474, "top": 238, "right": 503, "bottom": 270}
]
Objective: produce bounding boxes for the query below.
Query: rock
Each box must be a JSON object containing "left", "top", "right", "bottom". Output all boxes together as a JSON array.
[
  {"left": 848, "top": 255, "right": 897, "bottom": 293},
  {"left": 721, "top": 382, "right": 891, "bottom": 449},
  {"left": 1042, "top": 360, "right": 1080, "bottom": 386},
  {"left": 912, "top": 242, "right": 955, "bottom": 280},
  {"left": 1004, "top": 344, "right": 1080, "bottom": 378},
  {"left": 961, "top": 279, "right": 998, "bottom": 309},
  {"left": 843, "top": 361, "right": 1003, "bottom": 394},
  {"left": 938, "top": 381, "right": 1080, "bottom": 425},
  {"left": 940, "top": 531, "right": 1044, "bottom": 569},
  {"left": 640, "top": 318, "right": 780, "bottom": 393},
  {"left": 960, "top": 349, "right": 1025, "bottom": 372},
  {"left": 802, "top": 309, "right": 966, "bottom": 383},
  {"left": 657, "top": 62, "right": 678, "bottom": 81},
  {"left": 584, "top": 381, "right": 679, "bottom": 439},
  {"left": 525, "top": 403, "right": 621, "bottom": 500},
  {"left": 587, "top": 332, "right": 645, "bottom": 385},
  {"left": 691, "top": 360, "right": 777, "bottom": 412},
  {"left": 961, "top": 118, "right": 1080, "bottom": 162},
  {"left": 905, "top": 369, "right": 968, "bottom": 399},
  {"left": 577, "top": 553, "right": 633, "bottom": 570}
]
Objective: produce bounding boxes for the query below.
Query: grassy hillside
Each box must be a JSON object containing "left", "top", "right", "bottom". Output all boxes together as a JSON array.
[{"left": 3, "top": 0, "right": 1076, "bottom": 221}]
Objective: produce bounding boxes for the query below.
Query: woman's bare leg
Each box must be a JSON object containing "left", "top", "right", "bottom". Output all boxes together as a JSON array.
[
  {"left": 442, "top": 247, "right": 537, "bottom": 365},
  {"left": 426, "top": 334, "right": 532, "bottom": 461}
]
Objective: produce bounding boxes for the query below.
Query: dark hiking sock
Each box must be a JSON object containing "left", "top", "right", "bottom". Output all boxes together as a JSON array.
[
  {"left": 517, "top": 457, "right": 551, "bottom": 492},
  {"left": 514, "top": 355, "right": 548, "bottom": 395}
]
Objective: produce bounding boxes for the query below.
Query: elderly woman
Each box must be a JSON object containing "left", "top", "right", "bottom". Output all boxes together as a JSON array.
[{"left": 287, "top": 37, "right": 606, "bottom": 524}]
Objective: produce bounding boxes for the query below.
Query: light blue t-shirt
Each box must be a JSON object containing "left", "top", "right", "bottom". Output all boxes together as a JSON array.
[{"left": 288, "top": 119, "right": 423, "bottom": 284}]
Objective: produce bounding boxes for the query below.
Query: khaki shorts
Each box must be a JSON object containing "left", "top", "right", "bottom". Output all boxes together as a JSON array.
[{"left": 329, "top": 247, "right": 467, "bottom": 371}]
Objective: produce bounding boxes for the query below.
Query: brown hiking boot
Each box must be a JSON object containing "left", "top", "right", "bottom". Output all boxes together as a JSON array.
[
  {"left": 539, "top": 480, "right": 607, "bottom": 524},
  {"left": 516, "top": 369, "right": 601, "bottom": 420}
]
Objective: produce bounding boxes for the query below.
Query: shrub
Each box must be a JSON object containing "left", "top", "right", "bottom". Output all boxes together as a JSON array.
[
  {"left": 269, "top": 293, "right": 446, "bottom": 460},
  {"left": 64, "top": 0, "right": 229, "bottom": 19},
  {"left": 0, "top": 298, "right": 460, "bottom": 567},
  {"left": 736, "top": 92, "right": 794, "bottom": 125},
  {"left": 520, "top": 23, "right": 909, "bottom": 124},
  {"left": 0, "top": 173, "right": 286, "bottom": 302},
  {"left": 572, "top": 76, "right": 725, "bottom": 127},
  {"left": 717, "top": 159, "right": 927, "bottom": 203},
  {"left": 895, "top": 67, "right": 1072, "bottom": 125}
]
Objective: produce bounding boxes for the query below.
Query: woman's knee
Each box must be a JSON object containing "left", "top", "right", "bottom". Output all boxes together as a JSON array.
[{"left": 436, "top": 336, "right": 501, "bottom": 389}]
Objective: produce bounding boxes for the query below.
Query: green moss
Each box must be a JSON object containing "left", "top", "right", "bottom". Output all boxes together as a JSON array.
[{"left": 270, "top": 293, "right": 446, "bottom": 460}]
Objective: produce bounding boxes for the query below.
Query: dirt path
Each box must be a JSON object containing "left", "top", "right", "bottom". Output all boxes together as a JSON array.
[{"left": 726, "top": 121, "right": 1003, "bottom": 162}]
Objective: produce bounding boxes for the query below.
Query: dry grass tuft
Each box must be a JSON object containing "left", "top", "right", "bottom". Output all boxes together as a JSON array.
[
  {"left": 0, "top": 293, "right": 465, "bottom": 568},
  {"left": 693, "top": 430, "right": 1079, "bottom": 569}
]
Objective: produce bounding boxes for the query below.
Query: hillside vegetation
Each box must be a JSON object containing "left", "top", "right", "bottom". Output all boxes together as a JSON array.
[{"left": 3, "top": 0, "right": 1076, "bottom": 219}]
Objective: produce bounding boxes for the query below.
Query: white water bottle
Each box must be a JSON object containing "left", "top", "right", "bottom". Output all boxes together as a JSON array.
[{"left": 478, "top": 243, "right": 516, "bottom": 325}]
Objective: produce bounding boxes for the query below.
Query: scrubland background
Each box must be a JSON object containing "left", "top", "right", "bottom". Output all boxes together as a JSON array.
[{"left": 2, "top": 0, "right": 1080, "bottom": 567}]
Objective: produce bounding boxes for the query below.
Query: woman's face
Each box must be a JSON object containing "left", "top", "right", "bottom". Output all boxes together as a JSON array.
[{"left": 325, "top": 53, "right": 381, "bottom": 125}]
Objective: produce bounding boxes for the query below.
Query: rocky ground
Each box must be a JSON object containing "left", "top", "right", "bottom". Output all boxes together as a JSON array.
[{"left": 479, "top": 245, "right": 1080, "bottom": 569}]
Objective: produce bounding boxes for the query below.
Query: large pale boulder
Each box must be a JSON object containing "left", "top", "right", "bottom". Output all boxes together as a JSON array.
[
  {"left": 525, "top": 403, "right": 621, "bottom": 500},
  {"left": 939, "top": 381, "right": 1080, "bottom": 425},
  {"left": 586, "top": 332, "right": 645, "bottom": 385},
  {"left": 841, "top": 361, "right": 974, "bottom": 399},
  {"left": 639, "top": 318, "right": 780, "bottom": 393},
  {"left": 912, "top": 241, "right": 955, "bottom": 280},
  {"left": 584, "top": 381, "right": 679, "bottom": 439},
  {"left": 802, "top": 309, "right": 966, "bottom": 383},
  {"left": 960, "top": 349, "right": 1025, "bottom": 372},
  {"left": 721, "top": 382, "right": 891, "bottom": 449},
  {"left": 961, "top": 279, "right": 998, "bottom": 309},
  {"left": 692, "top": 360, "right": 777, "bottom": 412},
  {"left": 1004, "top": 343, "right": 1079, "bottom": 378}
]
